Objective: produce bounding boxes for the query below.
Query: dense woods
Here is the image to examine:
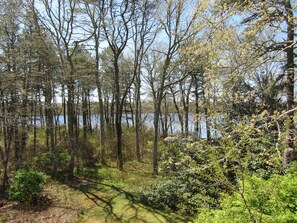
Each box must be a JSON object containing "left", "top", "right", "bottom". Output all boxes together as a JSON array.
[{"left": 0, "top": 0, "right": 296, "bottom": 222}]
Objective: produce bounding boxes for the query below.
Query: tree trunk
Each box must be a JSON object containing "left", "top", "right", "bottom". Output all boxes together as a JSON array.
[
  {"left": 33, "top": 93, "right": 37, "bottom": 153},
  {"left": 163, "top": 96, "right": 169, "bottom": 138},
  {"left": 170, "top": 86, "right": 184, "bottom": 134},
  {"left": 82, "top": 90, "right": 88, "bottom": 140},
  {"left": 284, "top": 0, "right": 295, "bottom": 166},
  {"left": 87, "top": 90, "right": 92, "bottom": 133},
  {"left": 67, "top": 79, "right": 76, "bottom": 179},
  {"left": 153, "top": 98, "right": 162, "bottom": 175},
  {"left": 114, "top": 58, "right": 123, "bottom": 170},
  {"left": 2, "top": 126, "right": 12, "bottom": 192},
  {"left": 193, "top": 74, "right": 200, "bottom": 136},
  {"left": 204, "top": 107, "right": 211, "bottom": 141},
  {"left": 94, "top": 35, "right": 106, "bottom": 165},
  {"left": 135, "top": 74, "right": 141, "bottom": 161},
  {"left": 184, "top": 104, "right": 189, "bottom": 137},
  {"left": 14, "top": 121, "right": 20, "bottom": 170},
  {"left": 45, "top": 69, "right": 56, "bottom": 177},
  {"left": 62, "top": 84, "right": 67, "bottom": 125}
]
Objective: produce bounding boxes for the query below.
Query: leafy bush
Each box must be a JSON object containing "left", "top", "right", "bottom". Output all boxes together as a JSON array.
[
  {"left": 122, "top": 126, "right": 152, "bottom": 160},
  {"left": 138, "top": 175, "right": 217, "bottom": 215},
  {"left": 140, "top": 112, "right": 288, "bottom": 216},
  {"left": 138, "top": 139, "right": 222, "bottom": 215},
  {"left": 26, "top": 128, "right": 47, "bottom": 150},
  {"left": 78, "top": 164, "right": 102, "bottom": 179},
  {"left": 195, "top": 167, "right": 297, "bottom": 223},
  {"left": 8, "top": 169, "right": 48, "bottom": 204},
  {"left": 139, "top": 113, "right": 286, "bottom": 215},
  {"left": 104, "top": 126, "right": 152, "bottom": 161},
  {"left": 218, "top": 112, "right": 285, "bottom": 178},
  {"left": 138, "top": 178, "right": 183, "bottom": 211},
  {"left": 34, "top": 150, "right": 70, "bottom": 173}
]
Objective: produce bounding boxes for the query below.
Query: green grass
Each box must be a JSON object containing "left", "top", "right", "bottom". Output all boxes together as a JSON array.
[
  {"left": 98, "top": 160, "right": 157, "bottom": 191},
  {"left": 46, "top": 160, "right": 191, "bottom": 223}
]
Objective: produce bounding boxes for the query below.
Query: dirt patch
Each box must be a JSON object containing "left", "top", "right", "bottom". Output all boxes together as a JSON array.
[{"left": 0, "top": 193, "right": 79, "bottom": 223}]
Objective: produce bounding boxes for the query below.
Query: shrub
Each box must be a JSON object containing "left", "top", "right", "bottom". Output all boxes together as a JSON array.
[
  {"left": 34, "top": 150, "right": 70, "bottom": 173},
  {"left": 78, "top": 164, "right": 102, "bottom": 179},
  {"left": 78, "top": 132, "right": 100, "bottom": 166},
  {"left": 104, "top": 126, "right": 152, "bottom": 161},
  {"left": 138, "top": 179, "right": 182, "bottom": 211},
  {"left": 138, "top": 140, "right": 221, "bottom": 215},
  {"left": 8, "top": 169, "right": 47, "bottom": 205},
  {"left": 140, "top": 113, "right": 287, "bottom": 216},
  {"left": 195, "top": 168, "right": 297, "bottom": 223}
]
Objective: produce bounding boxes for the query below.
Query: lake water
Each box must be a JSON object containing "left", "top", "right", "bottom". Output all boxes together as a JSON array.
[{"left": 36, "top": 113, "right": 222, "bottom": 139}]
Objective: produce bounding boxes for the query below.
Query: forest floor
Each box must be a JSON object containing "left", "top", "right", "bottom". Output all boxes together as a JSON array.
[{"left": 0, "top": 160, "right": 190, "bottom": 223}]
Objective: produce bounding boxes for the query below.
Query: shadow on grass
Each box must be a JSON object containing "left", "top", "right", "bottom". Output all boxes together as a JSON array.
[{"left": 65, "top": 177, "right": 191, "bottom": 223}]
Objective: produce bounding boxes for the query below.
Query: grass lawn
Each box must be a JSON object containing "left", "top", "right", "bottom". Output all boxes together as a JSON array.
[{"left": 0, "top": 160, "right": 191, "bottom": 223}]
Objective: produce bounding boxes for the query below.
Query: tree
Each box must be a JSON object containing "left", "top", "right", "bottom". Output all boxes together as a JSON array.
[
  {"left": 27, "top": 0, "right": 60, "bottom": 177},
  {"left": 0, "top": 0, "right": 23, "bottom": 186},
  {"left": 99, "top": 0, "right": 135, "bottom": 170},
  {"left": 146, "top": 0, "right": 201, "bottom": 174},
  {"left": 39, "top": 0, "right": 92, "bottom": 179},
  {"left": 221, "top": 0, "right": 296, "bottom": 165},
  {"left": 82, "top": 0, "right": 107, "bottom": 164},
  {"left": 131, "top": 0, "right": 158, "bottom": 161}
]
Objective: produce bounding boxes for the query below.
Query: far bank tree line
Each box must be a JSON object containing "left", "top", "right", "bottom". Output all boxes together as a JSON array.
[{"left": 0, "top": 0, "right": 295, "bottom": 186}]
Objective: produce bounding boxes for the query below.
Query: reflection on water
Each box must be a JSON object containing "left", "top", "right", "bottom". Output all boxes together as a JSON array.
[{"left": 34, "top": 113, "right": 223, "bottom": 139}]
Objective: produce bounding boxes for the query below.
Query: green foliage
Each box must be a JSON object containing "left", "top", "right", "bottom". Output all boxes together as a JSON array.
[
  {"left": 104, "top": 126, "right": 152, "bottom": 161},
  {"left": 217, "top": 112, "right": 285, "bottom": 179},
  {"left": 139, "top": 178, "right": 183, "bottom": 212},
  {"left": 26, "top": 127, "right": 47, "bottom": 150},
  {"left": 78, "top": 133, "right": 100, "bottom": 166},
  {"left": 34, "top": 150, "right": 70, "bottom": 173},
  {"left": 147, "top": 139, "right": 167, "bottom": 155},
  {"left": 147, "top": 140, "right": 154, "bottom": 150},
  {"left": 192, "top": 113, "right": 294, "bottom": 222},
  {"left": 138, "top": 138, "right": 222, "bottom": 215},
  {"left": 78, "top": 164, "right": 102, "bottom": 179},
  {"left": 122, "top": 126, "right": 152, "bottom": 160},
  {"left": 195, "top": 168, "right": 297, "bottom": 223},
  {"left": 140, "top": 112, "right": 288, "bottom": 216},
  {"left": 8, "top": 169, "right": 48, "bottom": 205}
]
